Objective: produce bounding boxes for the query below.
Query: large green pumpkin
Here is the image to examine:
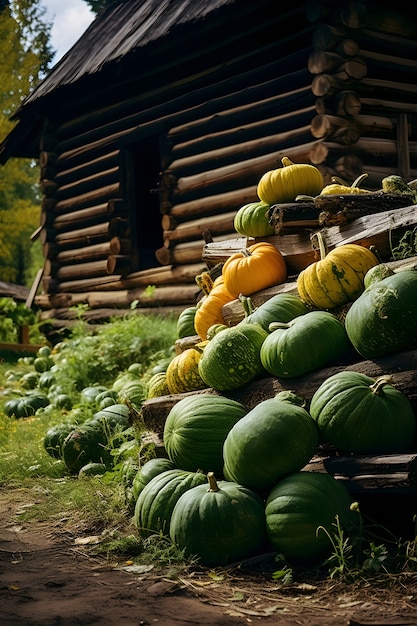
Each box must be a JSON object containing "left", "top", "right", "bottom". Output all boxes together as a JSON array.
[
  {"left": 260, "top": 310, "right": 350, "bottom": 378},
  {"left": 233, "top": 201, "right": 274, "bottom": 237},
  {"left": 344, "top": 270, "right": 417, "bottom": 358},
  {"left": 163, "top": 394, "right": 247, "bottom": 475},
  {"left": 198, "top": 323, "right": 268, "bottom": 391},
  {"left": 309, "top": 371, "right": 416, "bottom": 454},
  {"left": 132, "top": 457, "right": 176, "bottom": 501},
  {"left": 170, "top": 472, "right": 267, "bottom": 567},
  {"left": 223, "top": 396, "right": 319, "bottom": 493},
  {"left": 265, "top": 471, "right": 359, "bottom": 562},
  {"left": 134, "top": 468, "right": 206, "bottom": 537},
  {"left": 239, "top": 293, "right": 309, "bottom": 332}
]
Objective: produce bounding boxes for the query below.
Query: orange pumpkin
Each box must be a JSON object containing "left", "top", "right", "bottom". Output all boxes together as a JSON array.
[
  {"left": 194, "top": 276, "right": 235, "bottom": 341},
  {"left": 222, "top": 242, "right": 287, "bottom": 298}
]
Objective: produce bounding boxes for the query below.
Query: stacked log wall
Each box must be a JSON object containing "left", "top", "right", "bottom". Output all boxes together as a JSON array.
[{"left": 34, "top": 0, "right": 417, "bottom": 328}]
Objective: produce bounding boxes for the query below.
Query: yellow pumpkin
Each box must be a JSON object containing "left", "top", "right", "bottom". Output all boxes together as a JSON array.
[
  {"left": 297, "top": 233, "right": 379, "bottom": 309},
  {"left": 320, "top": 173, "right": 371, "bottom": 196},
  {"left": 257, "top": 157, "right": 324, "bottom": 204},
  {"left": 165, "top": 346, "right": 208, "bottom": 394},
  {"left": 222, "top": 242, "right": 287, "bottom": 298},
  {"left": 194, "top": 276, "right": 235, "bottom": 341}
]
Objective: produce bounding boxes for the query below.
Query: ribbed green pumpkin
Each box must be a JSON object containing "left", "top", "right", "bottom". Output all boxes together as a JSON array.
[
  {"left": 260, "top": 311, "right": 350, "bottom": 378},
  {"left": 223, "top": 397, "right": 318, "bottom": 493},
  {"left": 4, "top": 391, "right": 49, "bottom": 418},
  {"left": 239, "top": 293, "right": 309, "bottom": 332},
  {"left": 89, "top": 404, "right": 131, "bottom": 432},
  {"left": 344, "top": 270, "right": 417, "bottom": 358},
  {"left": 170, "top": 472, "right": 267, "bottom": 567},
  {"left": 132, "top": 457, "right": 176, "bottom": 501},
  {"left": 265, "top": 472, "right": 359, "bottom": 562},
  {"left": 163, "top": 394, "right": 247, "bottom": 475},
  {"left": 176, "top": 306, "right": 198, "bottom": 338},
  {"left": 198, "top": 323, "right": 268, "bottom": 391},
  {"left": 233, "top": 201, "right": 274, "bottom": 237},
  {"left": 43, "top": 422, "right": 77, "bottom": 460},
  {"left": 309, "top": 371, "right": 417, "bottom": 454},
  {"left": 61, "top": 422, "right": 111, "bottom": 473},
  {"left": 134, "top": 468, "right": 207, "bottom": 537}
]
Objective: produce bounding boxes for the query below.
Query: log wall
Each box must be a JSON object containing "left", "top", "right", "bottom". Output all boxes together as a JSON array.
[{"left": 33, "top": 1, "right": 417, "bottom": 327}]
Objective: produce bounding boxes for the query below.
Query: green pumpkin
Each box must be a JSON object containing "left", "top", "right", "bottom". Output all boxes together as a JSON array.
[
  {"left": 223, "top": 397, "right": 318, "bottom": 493},
  {"left": 37, "top": 369, "right": 57, "bottom": 390},
  {"left": 309, "top": 371, "right": 416, "bottom": 454},
  {"left": 363, "top": 263, "right": 395, "bottom": 289},
  {"left": 90, "top": 403, "right": 131, "bottom": 432},
  {"left": 233, "top": 201, "right": 274, "bottom": 238},
  {"left": 265, "top": 472, "right": 359, "bottom": 562},
  {"left": 170, "top": 472, "right": 268, "bottom": 567},
  {"left": 132, "top": 457, "right": 176, "bottom": 501},
  {"left": 134, "top": 468, "right": 206, "bottom": 537},
  {"left": 260, "top": 310, "right": 350, "bottom": 378},
  {"left": 117, "top": 380, "right": 147, "bottom": 410},
  {"left": 61, "top": 423, "right": 111, "bottom": 473},
  {"left": 43, "top": 422, "right": 76, "bottom": 460},
  {"left": 80, "top": 385, "right": 108, "bottom": 405},
  {"left": 78, "top": 462, "right": 107, "bottom": 477},
  {"left": 4, "top": 391, "right": 50, "bottom": 418},
  {"left": 176, "top": 306, "right": 198, "bottom": 338},
  {"left": 163, "top": 394, "right": 247, "bottom": 475},
  {"left": 198, "top": 323, "right": 268, "bottom": 391},
  {"left": 239, "top": 293, "right": 309, "bottom": 332},
  {"left": 344, "top": 270, "right": 417, "bottom": 358}
]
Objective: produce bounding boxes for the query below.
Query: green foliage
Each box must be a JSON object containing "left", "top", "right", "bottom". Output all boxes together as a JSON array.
[
  {"left": 82, "top": 0, "right": 120, "bottom": 15},
  {"left": 0, "top": 0, "right": 53, "bottom": 284},
  {"left": 390, "top": 227, "right": 417, "bottom": 261},
  {"left": 51, "top": 310, "right": 177, "bottom": 391}
]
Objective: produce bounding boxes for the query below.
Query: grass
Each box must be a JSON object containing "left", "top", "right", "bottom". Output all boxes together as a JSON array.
[{"left": 0, "top": 310, "right": 188, "bottom": 567}]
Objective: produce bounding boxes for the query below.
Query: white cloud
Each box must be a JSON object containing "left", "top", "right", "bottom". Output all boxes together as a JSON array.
[{"left": 41, "top": 0, "right": 95, "bottom": 63}]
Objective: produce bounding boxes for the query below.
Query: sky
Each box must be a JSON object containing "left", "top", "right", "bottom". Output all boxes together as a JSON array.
[{"left": 41, "top": 0, "right": 96, "bottom": 64}]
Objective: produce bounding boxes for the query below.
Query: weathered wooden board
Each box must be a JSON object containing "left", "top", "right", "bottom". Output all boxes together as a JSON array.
[
  {"left": 140, "top": 349, "right": 417, "bottom": 437},
  {"left": 202, "top": 204, "right": 417, "bottom": 274}
]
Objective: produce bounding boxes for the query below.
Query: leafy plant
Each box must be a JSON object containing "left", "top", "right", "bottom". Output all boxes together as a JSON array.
[{"left": 390, "top": 226, "right": 417, "bottom": 260}]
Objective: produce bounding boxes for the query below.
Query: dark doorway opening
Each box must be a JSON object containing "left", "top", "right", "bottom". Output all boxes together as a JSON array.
[{"left": 125, "top": 138, "right": 164, "bottom": 271}]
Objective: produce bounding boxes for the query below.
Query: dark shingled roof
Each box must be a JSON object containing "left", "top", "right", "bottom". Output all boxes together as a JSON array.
[{"left": 18, "top": 0, "right": 236, "bottom": 110}]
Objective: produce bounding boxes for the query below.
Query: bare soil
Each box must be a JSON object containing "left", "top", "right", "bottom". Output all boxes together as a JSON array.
[{"left": 1, "top": 489, "right": 417, "bottom": 626}]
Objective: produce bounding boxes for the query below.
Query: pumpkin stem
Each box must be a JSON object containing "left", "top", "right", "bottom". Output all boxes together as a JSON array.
[
  {"left": 239, "top": 248, "right": 252, "bottom": 257},
  {"left": 330, "top": 176, "right": 348, "bottom": 186},
  {"left": 370, "top": 375, "right": 393, "bottom": 395},
  {"left": 268, "top": 321, "right": 291, "bottom": 332},
  {"left": 295, "top": 194, "right": 316, "bottom": 202},
  {"left": 207, "top": 471, "right": 219, "bottom": 492},
  {"left": 281, "top": 156, "right": 294, "bottom": 168},
  {"left": 311, "top": 230, "right": 328, "bottom": 261},
  {"left": 239, "top": 293, "right": 254, "bottom": 317},
  {"left": 369, "top": 245, "right": 383, "bottom": 263},
  {"left": 352, "top": 173, "right": 368, "bottom": 188}
]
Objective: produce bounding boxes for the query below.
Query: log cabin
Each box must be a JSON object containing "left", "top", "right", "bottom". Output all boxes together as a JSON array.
[{"left": 1, "top": 0, "right": 416, "bottom": 331}]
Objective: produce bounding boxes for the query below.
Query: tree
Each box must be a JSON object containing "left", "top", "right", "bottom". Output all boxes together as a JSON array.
[
  {"left": 0, "top": 0, "right": 53, "bottom": 285},
  {"left": 83, "top": 0, "right": 123, "bottom": 16}
]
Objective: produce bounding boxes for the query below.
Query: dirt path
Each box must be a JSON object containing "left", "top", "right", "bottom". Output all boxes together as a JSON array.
[{"left": 1, "top": 490, "right": 417, "bottom": 626}]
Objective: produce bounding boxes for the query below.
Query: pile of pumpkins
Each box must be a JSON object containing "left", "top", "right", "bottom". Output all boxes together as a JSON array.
[
  {"left": 148, "top": 156, "right": 417, "bottom": 398},
  {"left": 137, "top": 158, "right": 417, "bottom": 567}
]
